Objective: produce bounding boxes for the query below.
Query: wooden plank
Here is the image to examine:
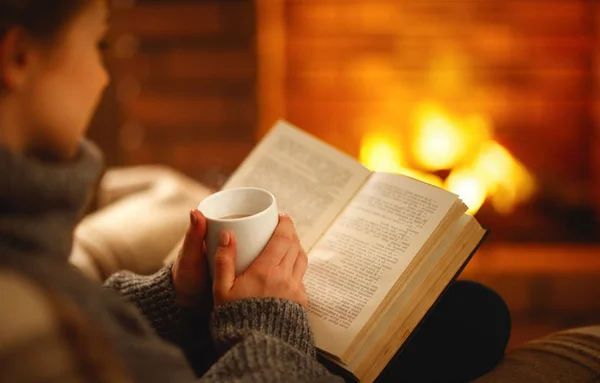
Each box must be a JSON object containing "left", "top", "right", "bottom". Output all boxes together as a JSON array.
[
  {"left": 112, "top": 2, "right": 255, "bottom": 38},
  {"left": 255, "top": 0, "right": 287, "bottom": 138},
  {"left": 546, "top": 276, "right": 600, "bottom": 311},
  {"left": 138, "top": 123, "right": 254, "bottom": 144},
  {"left": 125, "top": 141, "right": 254, "bottom": 171},
  {"left": 123, "top": 96, "right": 256, "bottom": 128},
  {"left": 113, "top": 3, "right": 221, "bottom": 37},
  {"left": 286, "top": 35, "right": 593, "bottom": 57},
  {"left": 463, "top": 273, "right": 600, "bottom": 314},
  {"left": 172, "top": 142, "right": 254, "bottom": 169},
  {"left": 463, "top": 244, "right": 600, "bottom": 275},
  {"left": 114, "top": 49, "right": 256, "bottom": 81},
  {"left": 120, "top": 79, "right": 256, "bottom": 100},
  {"left": 285, "top": 0, "right": 588, "bottom": 36},
  {"left": 281, "top": 74, "right": 589, "bottom": 101}
]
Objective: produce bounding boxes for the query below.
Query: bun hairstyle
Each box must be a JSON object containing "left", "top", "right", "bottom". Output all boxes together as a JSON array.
[{"left": 0, "top": 0, "right": 91, "bottom": 41}]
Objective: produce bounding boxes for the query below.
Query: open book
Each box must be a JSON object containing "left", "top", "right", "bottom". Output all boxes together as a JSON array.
[{"left": 223, "top": 120, "right": 487, "bottom": 382}]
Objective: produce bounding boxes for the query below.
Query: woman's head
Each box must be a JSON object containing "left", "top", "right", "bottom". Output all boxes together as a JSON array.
[{"left": 0, "top": 0, "right": 110, "bottom": 160}]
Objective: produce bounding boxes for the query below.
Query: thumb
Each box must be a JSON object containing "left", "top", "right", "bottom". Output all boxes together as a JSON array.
[{"left": 213, "top": 231, "right": 236, "bottom": 293}]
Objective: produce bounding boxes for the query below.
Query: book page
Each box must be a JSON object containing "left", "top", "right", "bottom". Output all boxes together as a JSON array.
[
  {"left": 349, "top": 216, "right": 485, "bottom": 381},
  {"left": 223, "top": 120, "right": 372, "bottom": 250},
  {"left": 304, "top": 172, "right": 459, "bottom": 357}
]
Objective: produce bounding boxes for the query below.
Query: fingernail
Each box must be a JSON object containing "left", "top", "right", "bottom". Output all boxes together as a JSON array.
[
  {"left": 190, "top": 210, "right": 197, "bottom": 226},
  {"left": 219, "top": 231, "right": 230, "bottom": 247},
  {"left": 279, "top": 213, "right": 294, "bottom": 224}
]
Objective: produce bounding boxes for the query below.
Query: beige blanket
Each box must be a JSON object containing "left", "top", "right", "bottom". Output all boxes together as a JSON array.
[{"left": 70, "top": 165, "right": 212, "bottom": 281}]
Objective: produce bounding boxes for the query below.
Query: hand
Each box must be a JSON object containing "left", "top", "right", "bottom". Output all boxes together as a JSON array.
[
  {"left": 172, "top": 209, "right": 211, "bottom": 308},
  {"left": 212, "top": 214, "right": 308, "bottom": 307}
]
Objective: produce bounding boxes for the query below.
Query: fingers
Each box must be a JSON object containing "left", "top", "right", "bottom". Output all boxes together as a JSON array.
[
  {"left": 292, "top": 246, "right": 308, "bottom": 281},
  {"left": 279, "top": 229, "right": 301, "bottom": 272},
  {"left": 258, "top": 214, "right": 296, "bottom": 264},
  {"left": 190, "top": 209, "right": 207, "bottom": 238},
  {"left": 213, "top": 231, "right": 237, "bottom": 295},
  {"left": 183, "top": 210, "right": 207, "bottom": 252},
  {"left": 177, "top": 209, "right": 207, "bottom": 267},
  {"left": 279, "top": 241, "right": 300, "bottom": 273},
  {"left": 172, "top": 210, "right": 210, "bottom": 307},
  {"left": 212, "top": 214, "right": 309, "bottom": 308}
]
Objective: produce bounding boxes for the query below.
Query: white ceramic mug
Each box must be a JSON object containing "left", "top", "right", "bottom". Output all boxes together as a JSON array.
[{"left": 198, "top": 187, "right": 278, "bottom": 277}]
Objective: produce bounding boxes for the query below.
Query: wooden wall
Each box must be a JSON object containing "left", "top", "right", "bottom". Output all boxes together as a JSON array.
[{"left": 89, "top": 0, "right": 258, "bottom": 188}]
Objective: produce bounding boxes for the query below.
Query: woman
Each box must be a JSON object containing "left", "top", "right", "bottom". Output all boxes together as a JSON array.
[{"left": 0, "top": 0, "right": 510, "bottom": 382}]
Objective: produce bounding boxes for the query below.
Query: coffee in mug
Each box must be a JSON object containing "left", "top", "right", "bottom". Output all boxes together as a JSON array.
[{"left": 220, "top": 214, "right": 251, "bottom": 219}]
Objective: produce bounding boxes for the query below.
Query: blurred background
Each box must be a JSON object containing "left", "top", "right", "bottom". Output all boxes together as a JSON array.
[{"left": 90, "top": 0, "right": 600, "bottom": 349}]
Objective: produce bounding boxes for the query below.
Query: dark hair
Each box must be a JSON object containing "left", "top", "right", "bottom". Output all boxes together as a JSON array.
[{"left": 0, "top": 0, "right": 91, "bottom": 41}]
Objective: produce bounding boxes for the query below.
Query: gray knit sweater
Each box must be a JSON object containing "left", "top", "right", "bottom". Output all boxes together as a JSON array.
[{"left": 0, "top": 140, "right": 340, "bottom": 382}]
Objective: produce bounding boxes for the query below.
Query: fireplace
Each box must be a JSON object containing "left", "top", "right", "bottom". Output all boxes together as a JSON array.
[{"left": 254, "top": 0, "right": 600, "bottom": 243}]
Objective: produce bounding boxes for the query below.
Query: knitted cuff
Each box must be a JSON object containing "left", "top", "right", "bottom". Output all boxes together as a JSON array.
[
  {"left": 104, "top": 265, "right": 181, "bottom": 339},
  {"left": 211, "top": 298, "right": 316, "bottom": 357}
]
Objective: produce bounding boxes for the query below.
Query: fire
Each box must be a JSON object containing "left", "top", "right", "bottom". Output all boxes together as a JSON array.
[
  {"left": 445, "top": 169, "right": 487, "bottom": 215},
  {"left": 471, "top": 142, "right": 536, "bottom": 214},
  {"left": 413, "top": 104, "right": 467, "bottom": 170},
  {"left": 359, "top": 104, "right": 535, "bottom": 215},
  {"left": 360, "top": 133, "right": 443, "bottom": 188},
  {"left": 359, "top": 135, "right": 405, "bottom": 174}
]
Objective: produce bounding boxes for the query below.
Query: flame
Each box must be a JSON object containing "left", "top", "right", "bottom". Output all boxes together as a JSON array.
[
  {"left": 359, "top": 134, "right": 405, "bottom": 173},
  {"left": 359, "top": 106, "right": 535, "bottom": 216},
  {"left": 413, "top": 105, "right": 466, "bottom": 170},
  {"left": 472, "top": 142, "right": 536, "bottom": 214},
  {"left": 360, "top": 133, "right": 443, "bottom": 188},
  {"left": 445, "top": 141, "right": 535, "bottom": 215},
  {"left": 445, "top": 169, "right": 487, "bottom": 215}
]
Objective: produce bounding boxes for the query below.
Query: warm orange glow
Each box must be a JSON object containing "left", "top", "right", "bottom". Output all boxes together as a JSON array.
[
  {"left": 359, "top": 105, "right": 535, "bottom": 216},
  {"left": 359, "top": 133, "right": 444, "bottom": 188},
  {"left": 471, "top": 142, "right": 536, "bottom": 215},
  {"left": 359, "top": 134, "right": 405, "bottom": 173},
  {"left": 445, "top": 169, "right": 487, "bottom": 215},
  {"left": 444, "top": 141, "right": 535, "bottom": 215},
  {"left": 413, "top": 104, "right": 466, "bottom": 170}
]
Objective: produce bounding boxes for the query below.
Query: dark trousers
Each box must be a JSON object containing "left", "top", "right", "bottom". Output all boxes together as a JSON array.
[{"left": 326, "top": 280, "right": 512, "bottom": 383}]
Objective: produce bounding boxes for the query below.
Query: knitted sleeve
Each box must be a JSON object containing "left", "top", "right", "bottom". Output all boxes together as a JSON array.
[
  {"left": 202, "top": 298, "right": 342, "bottom": 382},
  {"left": 104, "top": 265, "right": 218, "bottom": 374},
  {"left": 103, "top": 265, "right": 181, "bottom": 340},
  {"left": 104, "top": 267, "right": 342, "bottom": 382}
]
